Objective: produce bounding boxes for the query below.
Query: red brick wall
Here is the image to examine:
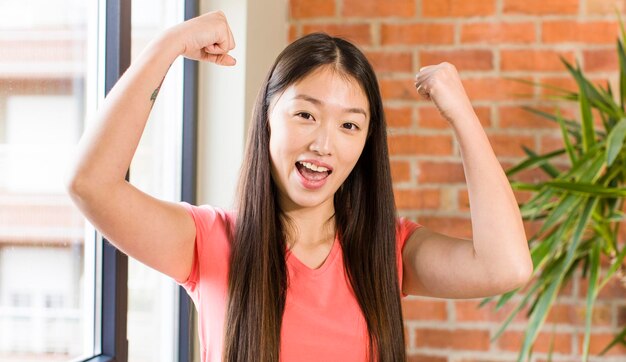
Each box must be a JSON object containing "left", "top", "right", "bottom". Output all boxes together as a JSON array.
[{"left": 289, "top": 0, "right": 626, "bottom": 360}]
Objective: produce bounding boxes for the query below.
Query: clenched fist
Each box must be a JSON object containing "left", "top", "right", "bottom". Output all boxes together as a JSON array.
[
  {"left": 166, "top": 10, "right": 236, "bottom": 66},
  {"left": 414, "top": 62, "right": 474, "bottom": 125}
]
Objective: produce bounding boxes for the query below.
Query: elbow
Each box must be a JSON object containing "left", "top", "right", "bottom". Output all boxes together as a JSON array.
[
  {"left": 509, "top": 259, "right": 534, "bottom": 290},
  {"left": 64, "top": 168, "right": 85, "bottom": 199},
  {"left": 64, "top": 168, "right": 99, "bottom": 202}
]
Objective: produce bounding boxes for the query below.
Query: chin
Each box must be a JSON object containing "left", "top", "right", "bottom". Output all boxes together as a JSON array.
[{"left": 285, "top": 191, "right": 333, "bottom": 210}]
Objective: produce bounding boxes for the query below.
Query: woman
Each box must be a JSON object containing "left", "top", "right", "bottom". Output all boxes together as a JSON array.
[{"left": 66, "top": 10, "right": 533, "bottom": 362}]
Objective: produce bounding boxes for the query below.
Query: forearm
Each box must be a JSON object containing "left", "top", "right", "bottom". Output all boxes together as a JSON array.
[
  {"left": 453, "top": 113, "right": 533, "bottom": 281},
  {"left": 67, "top": 30, "right": 181, "bottom": 190}
]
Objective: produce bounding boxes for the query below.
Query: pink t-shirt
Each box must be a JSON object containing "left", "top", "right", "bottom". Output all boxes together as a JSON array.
[{"left": 177, "top": 202, "right": 422, "bottom": 362}]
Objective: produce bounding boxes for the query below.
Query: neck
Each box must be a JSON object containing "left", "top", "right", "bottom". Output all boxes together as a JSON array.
[{"left": 279, "top": 198, "right": 336, "bottom": 249}]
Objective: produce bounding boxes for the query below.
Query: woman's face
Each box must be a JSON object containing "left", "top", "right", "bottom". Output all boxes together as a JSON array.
[{"left": 268, "top": 66, "right": 370, "bottom": 212}]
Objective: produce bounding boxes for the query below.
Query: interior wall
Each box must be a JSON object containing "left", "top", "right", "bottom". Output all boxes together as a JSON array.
[{"left": 193, "top": 1, "right": 287, "bottom": 360}]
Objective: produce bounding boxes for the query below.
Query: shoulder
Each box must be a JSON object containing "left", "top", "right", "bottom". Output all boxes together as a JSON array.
[
  {"left": 179, "top": 202, "right": 237, "bottom": 235},
  {"left": 396, "top": 217, "right": 423, "bottom": 245}
]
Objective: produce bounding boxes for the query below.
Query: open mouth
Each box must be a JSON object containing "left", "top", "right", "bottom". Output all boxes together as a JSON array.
[{"left": 295, "top": 161, "right": 332, "bottom": 181}]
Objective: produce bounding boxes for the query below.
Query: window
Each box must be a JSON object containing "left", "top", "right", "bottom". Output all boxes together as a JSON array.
[
  {"left": 0, "top": 0, "right": 93, "bottom": 360},
  {"left": 127, "top": 1, "right": 187, "bottom": 361},
  {"left": 0, "top": 1, "right": 197, "bottom": 361}
]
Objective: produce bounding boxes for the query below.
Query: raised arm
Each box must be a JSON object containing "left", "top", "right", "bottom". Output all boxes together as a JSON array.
[
  {"left": 65, "top": 11, "right": 236, "bottom": 283},
  {"left": 402, "top": 62, "right": 533, "bottom": 299}
]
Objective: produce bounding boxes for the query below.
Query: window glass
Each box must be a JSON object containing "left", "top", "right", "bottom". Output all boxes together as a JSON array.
[
  {"left": 127, "top": 1, "right": 185, "bottom": 361},
  {"left": 0, "top": 1, "right": 97, "bottom": 361}
]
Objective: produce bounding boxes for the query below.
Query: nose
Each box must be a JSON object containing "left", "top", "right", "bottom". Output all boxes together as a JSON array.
[{"left": 309, "top": 123, "right": 333, "bottom": 156}]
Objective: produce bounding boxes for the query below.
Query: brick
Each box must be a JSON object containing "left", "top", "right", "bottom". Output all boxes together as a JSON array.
[
  {"left": 420, "top": 49, "right": 493, "bottom": 71},
  {"left": 419, "top": 105, "right": 491, "bottom": 129},
  {"left": 302, "top": 24, "right": 372, "bottom": 46},
  {"left": 381, "top": 23, "right": 455, "bottom": 45},
  {"left": 486, "top": 133, "right": 536, "bottom": 157},
  {"left": 455, "top": 299, "right": 529, "bottom": 323},
  {"left": 578, "top": 332, "right": 626, "bottom": 355},
  {"left": 512, "top": 189, "right": 533, "bottom": 204},
  {"left": 498, "top": 330, "right": 572, "bottom": 354},
  {"left": 394, "top": 188, "right": 441, "bottom": 209},
  {"left": 583, "top": 48, "right": 619, "bottom": 72},
  {"left": 289, "top": 0, "right": 335, "bottom": 18},
  {"left": 380, "top": 78, "right": 418, "bottom": 101},
  {"left": 390, "top": 159, "right": 411, "bottom": 182},
  {"left": 543, "top": 21, "right": 619, "bottom": 44},
  {"left": 387, "top": 134, "right": 454, "bottom": 156},
  {"left": 522, "top": 219, "right": 544, "bottom": 240},
  {"left": 500, "top": 159, "right": 558, "bottom": 184},
  {"left": 579, "top": 274, "right": 626, "bottom": 299},
  {"left": 422, "top": 0, "right": 496, "bottom": 17},
  {"left": 617, "top": 304, "right": 626, "bottom": 325},
  {"left": 462, "top": 77, "right": 531, "bottom": 101},
  {"left": 415, "top": 216, "right": 472, "bottom": 238},
  {"left": 575, "top": 304, "right": 613, "bottom": 326},
  {"left": 585, "top": 0, "right": 626, "bottom": 14},
  {"left": 539, "top": 134, "right": 578, "bottom": 157},
  {"left": 498, "top": 103, "right": 578, "bottom": 130},
  {"left": 545, "top": 303, "right": 577, "bottom": 324},
  {"left": 461, "top": 22, "right": 535, "bottom": 44},
  {"left": 418, "top": 106, "right": 448, "bottom": 128},
  {"left": 536, "top": 76, "right": 578, "bottom": 96},
  {"left": 458, "top": 189, "right": 470, "bottom": 211},
  {"left": 543, "top": 302, "right": 612, "bottom": 327},
  {"left": 417, "top": 161, "right": 466, "bottom": 184},
  {"left": 559, "top": 278, "right": 576, "bottom": 297},
  {"left": 366, "top": 51, "right": 414, "bottom": 73},
  {"left": 343, "top": 0, "right": 415, "bottom": 17},
  {"left": 499, "top": 105, "right": 565, "bottom": 130},
  {"left": 504, "top": 0, "right": 578, "bottom": 14},
  {"left": 414, "top": 328, "right": 491, "bottom": 350},
  {"left": 501, "top": 49, "right": 576, "bottom": 72},
  {"left": 288, "top": 24, "right": 298, "bottom": 43},
  {"left": 402, "top": 298, "right": 448, "bottom": 320},
  {"left": 385, "top": 106, "right": 413, "bottom": 128}
]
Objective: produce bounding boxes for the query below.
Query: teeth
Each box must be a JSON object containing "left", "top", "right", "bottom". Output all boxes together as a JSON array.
[{"left": 299, "top": 161, "right": 329, "bottom": 172}]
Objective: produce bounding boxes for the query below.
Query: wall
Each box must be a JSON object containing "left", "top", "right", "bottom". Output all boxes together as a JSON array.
[
  {"left": 197, "top": 0, "right": 287, "bottom": 209},
  {"left": 288, "top": 0, "right": 626, "bottom": 361}
]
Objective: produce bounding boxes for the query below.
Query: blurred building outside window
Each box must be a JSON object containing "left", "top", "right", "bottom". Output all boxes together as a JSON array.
[{"left": 0, "top": 1, "right": 185, "bottom": 361}]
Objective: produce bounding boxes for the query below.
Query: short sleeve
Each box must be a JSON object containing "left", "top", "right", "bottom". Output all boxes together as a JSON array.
[
  {"left": 176, "top": 202, "right": 222, "bottom": 303},
  {"left": 396, "top": 217, "right": 423, "bottom": 298}
]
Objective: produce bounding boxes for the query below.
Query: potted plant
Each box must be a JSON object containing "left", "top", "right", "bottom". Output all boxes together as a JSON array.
[{"left": 483, "top": 20, "right": 626, "bottom": 362}]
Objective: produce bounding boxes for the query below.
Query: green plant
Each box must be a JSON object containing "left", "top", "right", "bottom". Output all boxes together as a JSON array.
[{"left": 481, "top": 21, "right": 626, "bottom": 362}]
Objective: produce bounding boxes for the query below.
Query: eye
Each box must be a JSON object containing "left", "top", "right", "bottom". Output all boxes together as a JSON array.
[
  {"left": 296, "top": 112, "right": 315, "bottom": 121},
  {"left": 341, "top": 122, "right": 360, "bottom": 131}
]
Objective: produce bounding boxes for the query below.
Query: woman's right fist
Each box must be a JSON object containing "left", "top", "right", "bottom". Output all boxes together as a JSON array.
[{"left": 167, "top": 10, "right": 236, "bottom": 66}]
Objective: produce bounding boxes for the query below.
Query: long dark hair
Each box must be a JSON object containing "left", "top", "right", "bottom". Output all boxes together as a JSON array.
[{"left": 223, "top": 33, "right": 404, "bottom": 362}]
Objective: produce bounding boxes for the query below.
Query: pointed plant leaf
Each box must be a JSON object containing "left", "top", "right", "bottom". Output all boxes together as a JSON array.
[
  {"left": 518, "top": 198, "right": 598, "bottom": 362},
  {"left": 582, "top": 241, "right": 601, "bottom": 361},
  {"left": 522, "top": 146, "right": 561, "bottom": 177},
  {"left": 618, "top": 13, "right": 626, "bottom": 108},
  {"left": 504, "top": 76, "right": 574, "bottom": 95},
  {"left": 561, "top": 59, "right": 597, "bottom": 152},
  {"left": 599, "top": 240, "right": 626, "bottom": 290},
  {"left": 538, "top": 194, "right": 582, "bottom": 235},
  {"left": 491, "top": 283, "right": 542, "bottom": 342},
  {"left": 521, "top": 106, "right": 581, "bottom": 136},
  {"left": 556, "top": 109, "right": 578, "bottom": 164},
  {"left": 545, "top": 181, "right": 626, "bottom": 197},
  {"left": 506, "top": 148, "right": 564, "bottom": 177},
  {"left": 599, "top": 326, "right": 626, "bottom": 356},
  {"left": 606, "top": 118, "right": 626, "bottom": 165}
]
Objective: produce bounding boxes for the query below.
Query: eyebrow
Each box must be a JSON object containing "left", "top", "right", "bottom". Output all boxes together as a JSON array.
[{"left": 293, "top": 94, "right": 368, "bottom": 118}]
